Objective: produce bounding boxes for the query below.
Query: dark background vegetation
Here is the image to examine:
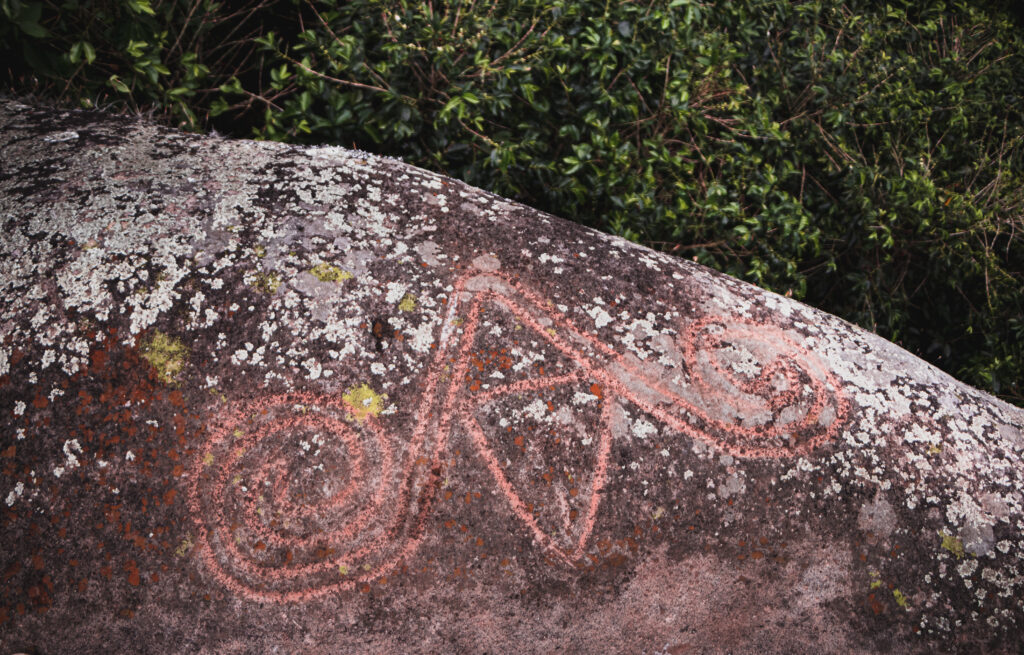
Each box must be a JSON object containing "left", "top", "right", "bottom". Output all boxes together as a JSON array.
[{"left": 3, "top": 0, "right": 1022, "bottom": 405}]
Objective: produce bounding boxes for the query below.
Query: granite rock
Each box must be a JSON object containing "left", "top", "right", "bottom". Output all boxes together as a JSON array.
[{"left": 1, "top": 100, "right": 1022, "bottom": 654}]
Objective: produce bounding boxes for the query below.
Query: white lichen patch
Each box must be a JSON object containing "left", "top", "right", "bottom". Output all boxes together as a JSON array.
[
  {"left": 5, "top": 481, "right": 25, "bottom": 506},
  {"left": 523, "top": 399, "right": 549, "bottom": 422},
  {"left": 587, "top": 305, "right": 613, "bottom": 329},
  {"left": 632, "top": 418, "right": 657, "bottom": 440}
]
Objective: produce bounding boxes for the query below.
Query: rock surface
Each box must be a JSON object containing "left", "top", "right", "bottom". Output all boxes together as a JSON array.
[{"left": 1, "top": 99, "right": 1022, "bottom": 654}]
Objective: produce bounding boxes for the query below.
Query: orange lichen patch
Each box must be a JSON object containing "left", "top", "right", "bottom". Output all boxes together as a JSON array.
[
  {"left": 470, "top": 348, "right": 514, "bottom": 375},
  {"left": 125, "top": 560, "right": 141, "bottom": 586},
  {"left": 604, "top": 553, "right": 627, "bottom": 568}
]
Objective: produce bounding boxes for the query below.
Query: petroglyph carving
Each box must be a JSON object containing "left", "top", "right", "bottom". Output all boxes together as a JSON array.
[
  {"left": 190, "top": 272, "right": 849, "bottom": 600},
  {"left": 188, "top": 393, "right": 439, "bottom": 602}
]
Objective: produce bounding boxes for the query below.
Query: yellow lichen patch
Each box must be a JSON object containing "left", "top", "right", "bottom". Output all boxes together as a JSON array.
[
  {"left": 343, "top": 383, "right": 388, "bottom": 422},
  {"left": 338, "top": 564, "right": 349, "bottom": 575},
  {"left": 940, "top": 531, "right": 965, "bottom": 559},
  {"left": 253, "top": 245, "right": 266, "bottom": 258},
  {"left": 140, "top": 330, "right": 188, "bottom": 385},
  {"left": 310, "top": 263, "right": 353, "bottom": 283},
  {"left": 175, "top": 534, "right": 194, "bottom": 558},
  {"left": 251, "top": 271, "right": 282, "bottom": 294},
  {"left": 202, "top": 452, "right": 214, "bottom": 466},
  {"left": 398, "top": 293, "right": 417, "bottom": 312},
  {"left": 892, "top": 588, "right": 909, "bottom": 608}
]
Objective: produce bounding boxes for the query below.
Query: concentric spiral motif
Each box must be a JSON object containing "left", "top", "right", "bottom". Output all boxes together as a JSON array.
[
  {"left": 188, "top": 392, "right": 438, "bottom": 602},
  {"left": 190, "top": 272, "right": 850, "bottom": 599},
  {"left": 668, "top": 316, "right": 849, "bottom": 457}
]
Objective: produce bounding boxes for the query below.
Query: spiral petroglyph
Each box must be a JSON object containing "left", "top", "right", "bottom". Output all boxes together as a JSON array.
[
  {"left": 187, "top": 393, "right": 441, "bottom": 602},
  {"left": 189, "top": 273, "right": 850, "bottom": 597},
  {"left": 667, "top": 316, "right": 850, "bottom": 458}
]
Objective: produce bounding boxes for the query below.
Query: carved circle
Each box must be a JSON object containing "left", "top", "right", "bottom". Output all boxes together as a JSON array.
[
  {"left": 188, "top": 392, "right": 422, "bottom": 601},
  {"left": 680, "top": 317, "right": 848, "bottom": 457}
]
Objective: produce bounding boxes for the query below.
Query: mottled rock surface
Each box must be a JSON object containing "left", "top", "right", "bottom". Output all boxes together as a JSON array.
[{"left": 1, "top": 100, "right": 1022, "bottom": 654}]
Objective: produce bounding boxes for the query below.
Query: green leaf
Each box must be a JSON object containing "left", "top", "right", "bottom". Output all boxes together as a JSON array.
[
  {"left": 219, "top": 77, "right": 244, "bottom": 95},
  {"left": 440, "top": 96, "right": 462, "bottom": 118},
  {"left": 126, "top": 40, "right": 148, "bottom": 58},
  {"left": 126, "top": 0, "right": 156, "bottom": 16},
  {"left": 108, "top": 74, "right": 130, "bottom": 93},
  {"left": 209, "top": 98, "right": 231, "bottom": 117}
]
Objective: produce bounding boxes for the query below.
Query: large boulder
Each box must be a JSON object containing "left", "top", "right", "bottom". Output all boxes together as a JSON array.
[{"left": 1, "top": 99, "right": 1022, "bottom": 654}]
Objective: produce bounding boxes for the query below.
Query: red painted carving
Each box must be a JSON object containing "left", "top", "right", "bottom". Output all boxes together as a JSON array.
[{"left": 189, "top": 272, "right": 849, "bottom": 600}]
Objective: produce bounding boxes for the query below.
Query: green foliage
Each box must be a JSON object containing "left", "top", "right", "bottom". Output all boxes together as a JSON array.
[
  {"left": 3, "top": 0, "right": 1022, "bottom": 403},
  {"left": 0, "top": 0, "right": 276, "bottom": 129}
]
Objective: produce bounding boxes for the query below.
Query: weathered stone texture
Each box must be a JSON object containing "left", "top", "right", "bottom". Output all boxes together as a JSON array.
[{"left": 1, "top": 100, "right": 1022, "bottom": 653}]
